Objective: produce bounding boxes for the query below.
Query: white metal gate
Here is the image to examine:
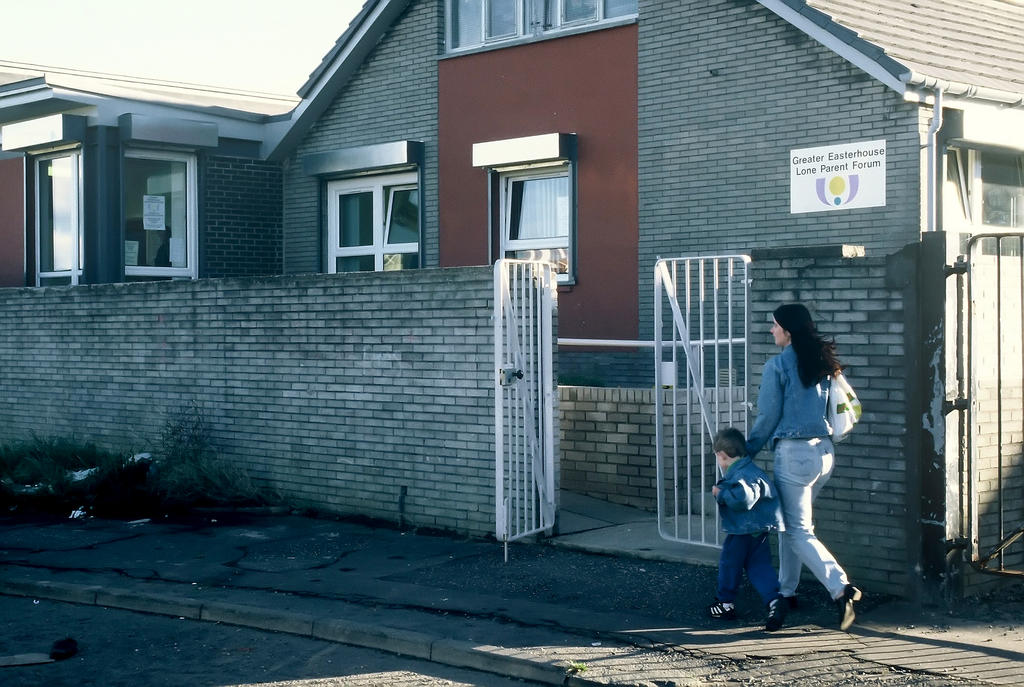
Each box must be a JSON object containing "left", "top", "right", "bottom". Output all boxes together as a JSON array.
[
  {"left": 654, "top": 255, "right": 750, "bottom": 547},
  {"left": 956, "top": 233, "right": 1024, "bottom": 576},
  {"left": 494, "top": 259, "right": 556, "bottom": 558}
]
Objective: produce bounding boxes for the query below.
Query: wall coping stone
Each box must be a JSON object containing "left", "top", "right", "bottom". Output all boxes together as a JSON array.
[{"left": 750, "top": 244, "right": 866, "bottom": 260}]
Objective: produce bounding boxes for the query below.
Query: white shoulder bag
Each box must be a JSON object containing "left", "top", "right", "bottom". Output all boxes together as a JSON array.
[{"left": 828, "top": 372, "right": 862, "bottom": 442}]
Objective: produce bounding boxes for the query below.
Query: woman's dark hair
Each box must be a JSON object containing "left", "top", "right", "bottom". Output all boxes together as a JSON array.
[{"left": 773, "top": 303, "right": 841, "bottom": 387}]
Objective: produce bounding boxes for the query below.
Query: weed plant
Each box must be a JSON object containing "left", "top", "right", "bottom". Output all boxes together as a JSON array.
[
  {"left": 150, "top": 403, "right": 268, "bottom": 510},
  {"left": 0, "top": 436, "right": 134, "bottom": 515},
  {"left": 0, "top": 405, "right": 272, "bottom": 517}
]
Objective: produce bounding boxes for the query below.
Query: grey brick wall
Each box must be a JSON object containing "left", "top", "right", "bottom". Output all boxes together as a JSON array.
[
  {"left": 747, "top": 246, "right": 911, "bottom": 595},
  {"left": 561, "top": 248, "right": 918, "bottom": 596},
  {"left": 637, "top": 0, "right": 923, "bottom": 343},
  {"left": 0, "top": 266, "right": 516, "bottom": 537},
  {"left": 560, "top": 385, "right": 745, "bottom": 513},
  {"left": 202, "top": 155, "right": 283, "bottom": 278},
  {"left": 282, "top": 0, "right": 440, "bottom": 274},
  {"left": 970, "top": 381, "right": 1024, "bottom": 590},
  {"left": 558, "top": 350, "right": 652, "bottom": 388},
  {"left": 561, "top": 387, "right": 658, "bottom": 508}
]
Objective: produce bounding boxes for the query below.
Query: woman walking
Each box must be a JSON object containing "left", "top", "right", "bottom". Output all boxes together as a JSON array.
[{"left": 746, "top": 303, "right": 861, "bottom": 632}]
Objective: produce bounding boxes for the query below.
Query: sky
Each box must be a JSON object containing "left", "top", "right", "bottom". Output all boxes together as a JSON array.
[{"left": 1, "top": 0, "right": 366, "bottom": 96}]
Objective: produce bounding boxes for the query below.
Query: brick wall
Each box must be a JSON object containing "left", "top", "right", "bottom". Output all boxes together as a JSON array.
[
  {"left": 747, "top": 246, "right": 912, "bottom": 595},
  {"left": 561, "top": 387, "right": 658, "bottom": 508},
  {"left": 0, "top": 266, "right": 517, "bottom": 537},
  {"left": 560, "top": 247, "right": 917, "bottom": 596},
  {"left": 637, "top": 0, "right": 923, "bottom": 344},
  {"left": 201, "top": 156, "right": 283, "bottom": 278},
  {"left": 560, "top": 385, "right": 746, "bottom": 512},
  {"left": 282, "top": 0, "right": 440, "bottom": 274},
  {"left": 558, "top": 350, "right": 651, "bottom": 388}
]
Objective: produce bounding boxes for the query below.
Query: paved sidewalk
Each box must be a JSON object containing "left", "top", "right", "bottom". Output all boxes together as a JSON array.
[{"left": 1, "top": 502, "right": 1022, "bottom": 686}]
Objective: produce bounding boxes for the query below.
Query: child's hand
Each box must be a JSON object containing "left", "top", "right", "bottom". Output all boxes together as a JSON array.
[{"left": 712, "top": 485, "right": 720, "bottom": 498}]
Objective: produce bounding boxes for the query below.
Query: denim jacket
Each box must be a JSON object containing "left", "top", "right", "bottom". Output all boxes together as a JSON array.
[
  {"left": 714, "top": 456, "right": 784, "bottom": 535},
  {"left": 746, "top": 345, "right": 831, "bottom": 456}
]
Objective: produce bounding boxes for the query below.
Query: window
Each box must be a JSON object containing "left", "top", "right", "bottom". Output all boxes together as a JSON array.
[
  {"left": 448, "top": 0, "right": 636, "bottom": 51},
  {"left": 35, "top": 152, "right": 82, "bottom": 286},
  {"left": 124, "top": 150, "right": 197, "bottom": 280},
  {"left": 945, "top": 148, "right": 1024, "bottom": 255},
  {"left": 327, "top": 173, "right": 420, "bottom": 273},
  {"left": 500, "top": 166, "right": 571, "bottom": 279}
]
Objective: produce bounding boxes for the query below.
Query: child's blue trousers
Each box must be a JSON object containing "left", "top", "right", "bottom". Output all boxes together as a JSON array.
[{"left": 717, "top": 531, "right": 780, "bottom": 605}]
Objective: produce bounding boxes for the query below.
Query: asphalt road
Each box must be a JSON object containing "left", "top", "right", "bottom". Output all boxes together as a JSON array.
[{"left": 0, "top": 596, "right": 545, "bottom": 687}]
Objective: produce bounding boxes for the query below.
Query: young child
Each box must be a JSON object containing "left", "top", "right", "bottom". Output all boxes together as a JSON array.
[{"left": 708, "top": 427, "right": 786, "bottom": 631}]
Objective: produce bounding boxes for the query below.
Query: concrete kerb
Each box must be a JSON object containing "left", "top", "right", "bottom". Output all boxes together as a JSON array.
[
  {"left": 429, "top": 638, "right": 571, "bottom": 684},
  {"left": 312, "top": 617, "right": 433, "bottom": 659},
  {"left": 0, "top": 578, "right": 102, "bottom": 606},
  {"left": 201, "top": 601, "right": 315, "bottom": 636},
  {"left": 96, "top": 588, "right": 203, "bottom": 620},
  {"left": 0, "top": 577, "right": 594, "bottom": 686}
]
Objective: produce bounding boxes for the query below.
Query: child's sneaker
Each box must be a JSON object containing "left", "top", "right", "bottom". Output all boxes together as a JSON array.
[
  {"left": 708, "top": 600, "right": 737, "bottom": 620},
  {"left": 765, "top": 595, "right": 787, "bottom": 632}
]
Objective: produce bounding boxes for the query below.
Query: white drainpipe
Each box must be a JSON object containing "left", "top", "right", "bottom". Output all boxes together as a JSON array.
[{"left": 926, "top": 87, "right": 944, "bottom": 233}]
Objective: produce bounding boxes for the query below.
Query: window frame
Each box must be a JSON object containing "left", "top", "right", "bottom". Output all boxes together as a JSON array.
[
  {"left": 945, "top": 146, "right": 1024, "bottom": 255},
  {"left": 498, "top": 163, "right": 574, "bottom": 283},
  {"left": 325, "top": 171, "right": 420, "bottom": 274},
  {"left": 123, "top": 149, "right": 198, "bottom": 281},
  {"left": 34, "top": 149, "right": 83, "bottom": 286},
  {"left": 446, "top": 0, "right": 637, "bottom": 53}
]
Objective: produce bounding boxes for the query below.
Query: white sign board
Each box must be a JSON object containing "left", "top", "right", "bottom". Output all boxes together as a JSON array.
[
  {"left": 143, "top": 195, "right": 166, "bottom": 230},
  {"left": 790, "top": 140, "right": 886, "bottom": 214}
]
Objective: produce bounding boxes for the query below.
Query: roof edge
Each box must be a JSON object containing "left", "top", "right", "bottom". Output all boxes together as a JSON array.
[
  {"left": 757, "top": 0, "right": 909, "bottom": 93},
  {"left": 264, "top": 0, "right": 413, "bottom": 161},
  {"left": 296, "top": 1, "right": 380, "bottom": 98}
]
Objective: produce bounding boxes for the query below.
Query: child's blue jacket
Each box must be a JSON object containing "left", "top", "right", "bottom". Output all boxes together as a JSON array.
[{"left": 714, "top": 456, "right": 784, "bottom": 535}]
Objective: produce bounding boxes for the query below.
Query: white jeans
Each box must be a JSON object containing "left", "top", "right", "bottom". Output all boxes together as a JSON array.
[{"left": 774, "top": 437, "right": 849, "bottom": 599}]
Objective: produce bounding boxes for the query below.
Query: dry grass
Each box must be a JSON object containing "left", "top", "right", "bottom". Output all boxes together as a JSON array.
[{"left": 1, "top": 406, "right": 273, "bottom": 517}]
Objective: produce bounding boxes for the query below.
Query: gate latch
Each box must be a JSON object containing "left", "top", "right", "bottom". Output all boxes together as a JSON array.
[
  {"left": 499, "top": 368, "right": 524, "bottom": 386},
  {"left": 943, "top": 257, "right": 968, "bottom": 276},
  {"left": 943, "top": 397, "right": 968, "bottom": 414}
]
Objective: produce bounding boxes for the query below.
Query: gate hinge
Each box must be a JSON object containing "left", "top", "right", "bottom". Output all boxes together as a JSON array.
[
  {"left": 942, "top": 397, "right": 968, "bottom": 414},
  {"left": 943, "top": 257, "right": 968, "bottom": 276},
  {"left": 946, "top": 537, "right": 968, "bottom": 552}
]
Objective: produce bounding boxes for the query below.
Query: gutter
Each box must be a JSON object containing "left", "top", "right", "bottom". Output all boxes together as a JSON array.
[{"left": 905, "top": 72, "right": 1024, "bottom": 110}]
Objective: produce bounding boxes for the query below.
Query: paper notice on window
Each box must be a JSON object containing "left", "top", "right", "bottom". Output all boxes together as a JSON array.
[
  {"left": 169, "top": 237, "right": 186, "bottom": 266},
  {"left": 125, "top": 240, "right": 139, "bottom": 266},
  {"left": 143, "top": 195, "right": 166, "bottom": 230}
]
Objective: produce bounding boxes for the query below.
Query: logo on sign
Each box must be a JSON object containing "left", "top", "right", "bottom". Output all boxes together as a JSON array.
[{"left": 815, "top": 175, "right": 860, "bottom": 207}]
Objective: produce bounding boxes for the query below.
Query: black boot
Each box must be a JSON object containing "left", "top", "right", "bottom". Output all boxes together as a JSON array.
[{"left": 836, "top": 584, "right": 862, "bottom": 631}]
